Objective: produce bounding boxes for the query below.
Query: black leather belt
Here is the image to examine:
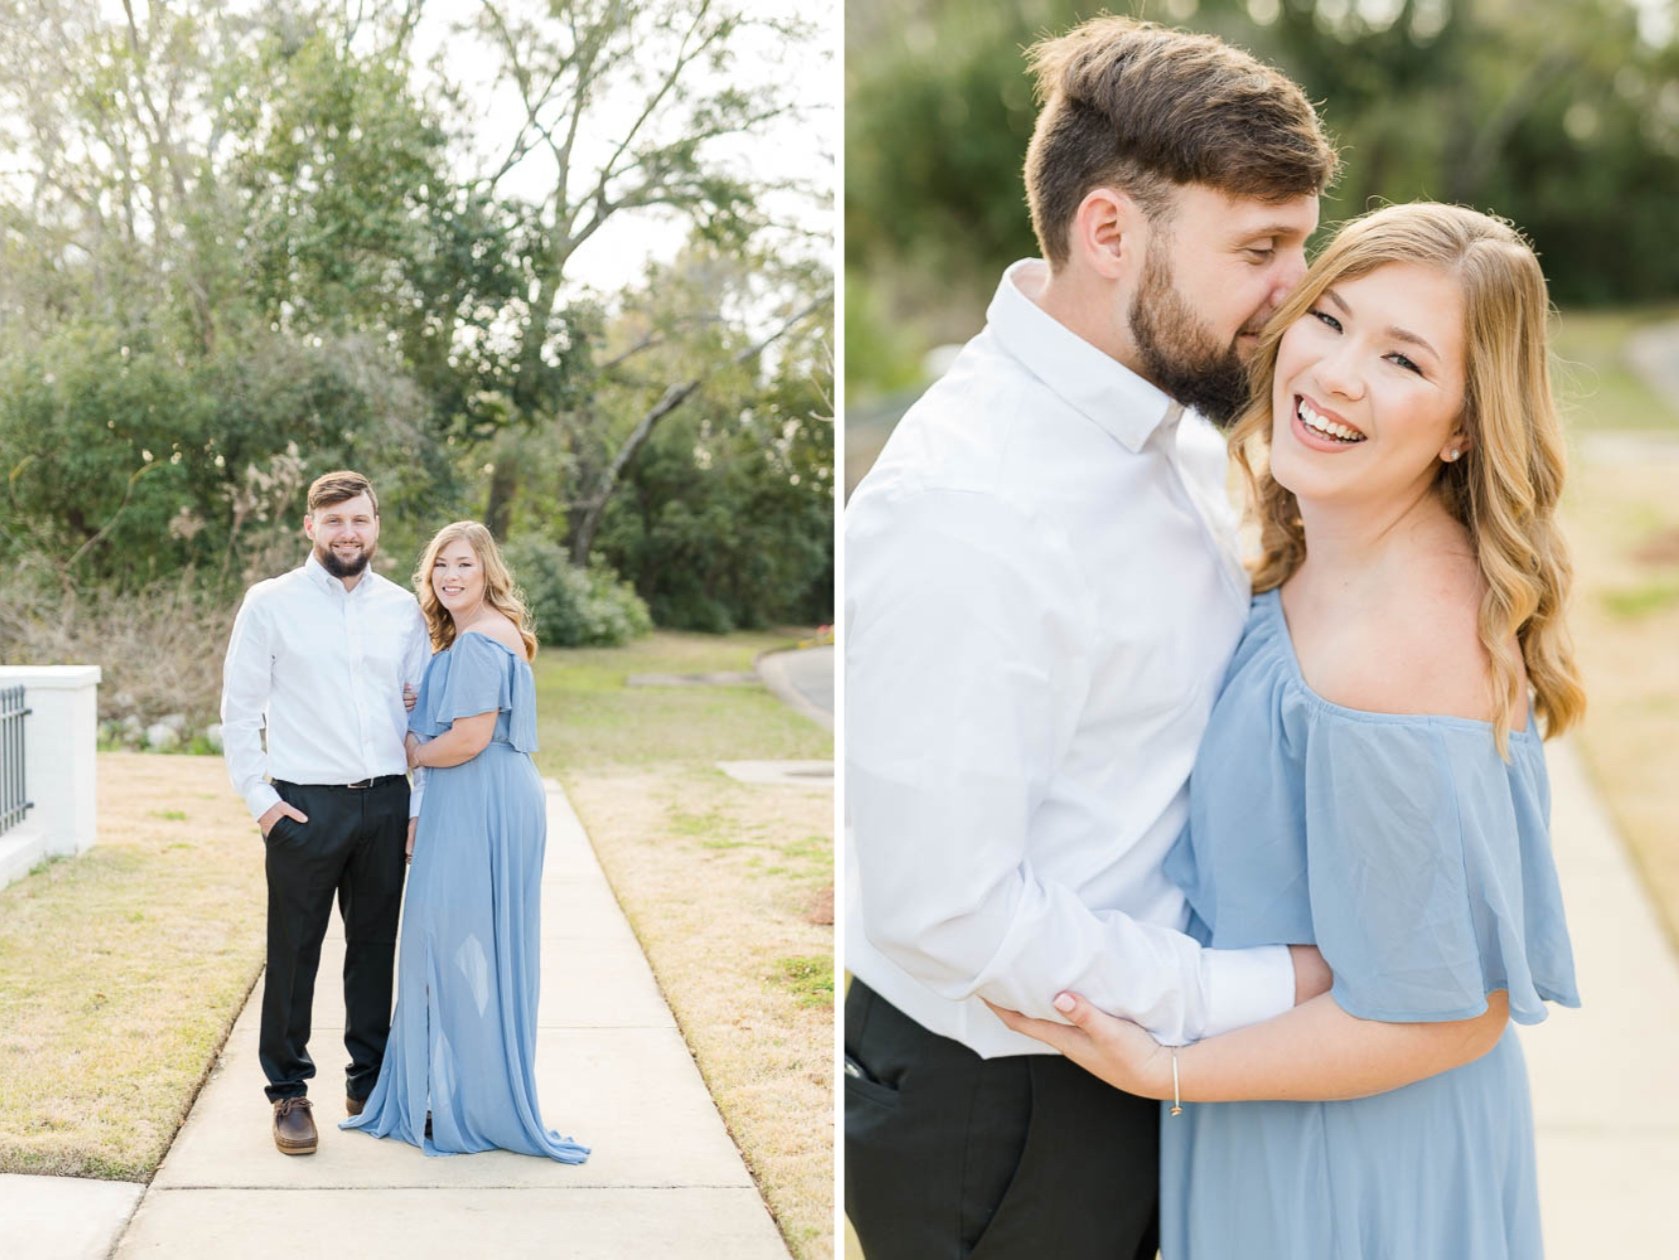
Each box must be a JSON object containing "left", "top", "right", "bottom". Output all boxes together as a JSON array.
[{"left": 272, "top": 774, "right": 406, "bottom": 792}]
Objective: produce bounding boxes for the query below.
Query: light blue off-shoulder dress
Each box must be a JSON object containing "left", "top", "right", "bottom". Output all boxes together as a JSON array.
[
  {"left": 1159, "top": 588, "right": 1577, "bottom": 1258},
  {"left": 342, "top": 631, "right": 589, "bottom": 1163}
]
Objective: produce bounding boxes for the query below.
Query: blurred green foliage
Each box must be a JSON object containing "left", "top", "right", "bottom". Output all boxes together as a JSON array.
[
  {"left": 500, "top": 536, "right": 653, "bottom": 648},
  {"left": 846, "top": 0, "right": 1679, "bottom": 401}
]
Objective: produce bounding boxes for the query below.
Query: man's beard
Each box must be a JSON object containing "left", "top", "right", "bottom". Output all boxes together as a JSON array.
[
  {"left": 1129, "top": 241, "right": 1254, "bottom": 429},
  {"left": 316, "top": 539, "right": 374, "bottom": 579}
]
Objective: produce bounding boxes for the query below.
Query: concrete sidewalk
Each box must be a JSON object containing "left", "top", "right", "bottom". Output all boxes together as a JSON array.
[
  {"left": 111, "top": 780, "right": 789, "bottom": 1259},
  {"left": 1524, "top": 739, "right": 1679, "bottom": 1255}
]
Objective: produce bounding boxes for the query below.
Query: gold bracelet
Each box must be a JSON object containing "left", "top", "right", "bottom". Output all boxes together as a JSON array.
[{"left": 1169, "top": 1048, "right": 1183, "bottom": 1117}]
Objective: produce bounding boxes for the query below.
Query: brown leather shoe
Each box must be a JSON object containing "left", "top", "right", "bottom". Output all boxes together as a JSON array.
[
  {"left": 345, "top": 1095, "right": 364, "bottom": 1117},
  {"left": 272, "top": 1097, "right": 317, "bottom": 1155}
]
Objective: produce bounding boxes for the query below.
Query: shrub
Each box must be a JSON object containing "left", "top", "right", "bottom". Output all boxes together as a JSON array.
[
  {"left": 500, "top": 536, "right": 652, "bottom": 649},
  {"left": 597, "top": 398, "right": 835, "bottom": 635},
  {"left": 0, "top": 563, "right": 235, "bottom": 731}
]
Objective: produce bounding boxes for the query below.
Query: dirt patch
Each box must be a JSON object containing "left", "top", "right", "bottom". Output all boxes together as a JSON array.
[
  {"left": 806, "top": 885, "right": 834, "bottom": 926},
  {"left": 565, "top": 767, "right": 833, "bottom": 1260},
  {"left": 1631, "top": 526, "right": 1679, "bottom": 568}
]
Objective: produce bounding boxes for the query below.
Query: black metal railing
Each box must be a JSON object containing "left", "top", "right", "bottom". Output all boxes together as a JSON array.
[{"left": 0, "top": 685, "right": 32, "bottom": 837}]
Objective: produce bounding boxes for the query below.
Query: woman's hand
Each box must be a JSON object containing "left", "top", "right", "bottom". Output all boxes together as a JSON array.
[
  {"left": 985, "top": 992, "right": 1175, "bottom": 1100},
  {"left": 402, "top": 683, "right": 418, "bottom": 713},
  {"left": 404, "top": 731, "right": 424, "bottom": 769}
]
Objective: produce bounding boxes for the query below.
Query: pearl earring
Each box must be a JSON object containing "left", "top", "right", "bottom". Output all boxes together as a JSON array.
[{"left": 1444, "top": 449, "right": 1460, "bottom": 462}]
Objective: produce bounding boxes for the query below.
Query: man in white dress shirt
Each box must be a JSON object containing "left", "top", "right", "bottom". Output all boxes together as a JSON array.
[
  {"left": 845, "top": 17, "right": 1340, "bottom": 1258},
  {"left": 222, "top": 470, "right": 430, "bottom": 1156}
]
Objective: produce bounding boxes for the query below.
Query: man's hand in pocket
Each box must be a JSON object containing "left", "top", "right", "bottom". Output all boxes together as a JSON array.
[{"left": 258, "top": 801, "right": 310, "bottom": 838}]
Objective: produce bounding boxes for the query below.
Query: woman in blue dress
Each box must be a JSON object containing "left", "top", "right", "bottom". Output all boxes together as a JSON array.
[
  {"left": 994, "top": 203, "right": 1584, "bottom": 1256},
  {"left": 343, "top": 520, "right": 589, "bottom": 1163}
]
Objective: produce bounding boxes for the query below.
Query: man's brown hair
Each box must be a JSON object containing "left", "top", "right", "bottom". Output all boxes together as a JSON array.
[
  {"left": 306, "top": 470, "right": 379, "bottom": 517},
  {"left": 1024, "top": 16, "right": 1338, "bottom": 268}
]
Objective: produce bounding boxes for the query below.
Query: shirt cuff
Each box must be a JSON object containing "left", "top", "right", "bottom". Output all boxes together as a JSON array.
[
  {"left": 244, "top": 783, "right": 281, "bottom": 822},
  {"left": 1198, "top": 945, "right": 1296, "bottom": 1040}
]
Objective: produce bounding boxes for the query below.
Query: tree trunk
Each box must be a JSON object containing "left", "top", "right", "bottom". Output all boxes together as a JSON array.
[
  {"left": 483, "top": 458, "right": 519, "bottom": 540},
  {"left": 565, "top": 291, "right": 829, "bottom": 566}
]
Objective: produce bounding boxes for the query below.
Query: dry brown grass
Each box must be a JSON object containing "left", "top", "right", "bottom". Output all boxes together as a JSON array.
[
  {"left": 1562, "top": 438, "right": 1679, "bottom": 949},
  {"left": 565, "top": 766, "right": 834, "bottom": 1260},
  {"left": 529, "top": 629, "right": 834, "bottom": 1259},
  {"left": 0, "top": 753, "right": 264, "bottom": 1179},
  {"left": 0, "top": 574, "right": 235, "bottom": 729}
]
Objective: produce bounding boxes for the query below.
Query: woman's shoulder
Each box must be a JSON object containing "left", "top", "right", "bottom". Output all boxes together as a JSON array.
[
  {"left": 1296, "top": 567, "right": 1523, "bottom": 728},
  {"left": 459, "top": 613, "right": 527, "bottom": 659}
]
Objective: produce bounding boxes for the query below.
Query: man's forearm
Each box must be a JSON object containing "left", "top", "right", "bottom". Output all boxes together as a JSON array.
[
  {"left": 220, "top": 719, "right": 276, "bottom": 820},
  {"left": 865, "top": 867, "right": 1293, "bottom": 1046},
  {"left": 221, "top": 595, "right": 275, "bottom": 821}
]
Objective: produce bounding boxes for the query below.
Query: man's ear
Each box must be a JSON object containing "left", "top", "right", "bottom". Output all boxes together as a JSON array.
[
  {"left": 302, "top": 512, "right": 316, "bottom": 540},
  {"left": 1070, "top": 186, "right": 1147, "bottom": 281}
]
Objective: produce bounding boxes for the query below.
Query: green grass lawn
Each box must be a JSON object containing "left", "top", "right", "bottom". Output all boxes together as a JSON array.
[
  {"left": 533, "top": 630, "right": 833, "bottom": 771},
  {"left": 1550, "top": 306, "right": 1679, "bottom": 434}
]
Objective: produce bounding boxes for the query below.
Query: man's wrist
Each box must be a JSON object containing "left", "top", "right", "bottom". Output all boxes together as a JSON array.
[
  {"left": 1200, "top": 945, "right": 1296, "bottom": 1038},
  {"left": 244, "top": 784, "right": 281, "bottom": 822}
]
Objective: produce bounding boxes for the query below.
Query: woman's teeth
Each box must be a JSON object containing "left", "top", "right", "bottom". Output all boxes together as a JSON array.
[{"left": 1298, "top": 398, "right": 1365, "bottom": 443}]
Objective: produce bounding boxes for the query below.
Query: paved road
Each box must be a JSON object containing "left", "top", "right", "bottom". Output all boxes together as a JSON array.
[
  {"left": 757, "top": 645, "right": 834, "bottom": 731},
  {"left": 1626, "top": 320, "right": 1679, "bottom": 410}
]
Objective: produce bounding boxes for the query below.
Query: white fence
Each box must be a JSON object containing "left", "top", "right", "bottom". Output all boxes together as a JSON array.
[{"left": 0, "top": 666, "right": 101, "bottom": 892}]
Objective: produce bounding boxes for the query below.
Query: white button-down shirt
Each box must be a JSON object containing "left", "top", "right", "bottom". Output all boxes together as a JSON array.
[
  {"left": 221, "top": 553, "right": 431, "bottom": 821},
  {"left": 845, "top": 259, "right": 1295, "bottom": 1056}
]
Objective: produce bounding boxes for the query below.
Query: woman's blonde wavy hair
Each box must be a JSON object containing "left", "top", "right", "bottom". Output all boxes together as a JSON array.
[
  {"left": 1228, "top": 202, "right": 1584, "bottom": 753},
  {"left": 414, "top": 521, "right": 538, "bottom": 661}
]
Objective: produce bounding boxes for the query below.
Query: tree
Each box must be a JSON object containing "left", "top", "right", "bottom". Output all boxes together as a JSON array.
[
  {"left": 0, "top": 0, "right": 475, "bottom": 585},
  {"left": 0, "top": 0, "right": 836, "bottom": 635},
  {"left": 596, "top": 315, "right": 834, "bottom": 632},
  {"left": 442, "top": 0, "right": 827, "bottom": 536},
  {"left": 565, "top": 280, "right": 830, "bottom": 564}
]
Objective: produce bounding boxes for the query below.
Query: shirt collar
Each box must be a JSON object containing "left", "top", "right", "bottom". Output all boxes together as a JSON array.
[
  {"left": 986, "top": 258, "right": 1184, "bottom": 453},
  {"left": 303, "top": 550, "right": 363, "bottom": 597}
]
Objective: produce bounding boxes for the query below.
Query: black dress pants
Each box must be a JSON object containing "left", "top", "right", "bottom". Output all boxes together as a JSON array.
[
  {"left": 258, "top": 777, "right": 408, "bottom": 1103},
  {"left": 845, "top": 979, "right": 1161, "bottom": 1260}
]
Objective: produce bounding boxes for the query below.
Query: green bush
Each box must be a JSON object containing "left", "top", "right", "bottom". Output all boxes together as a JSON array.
[
  {"left": 597, "top": 373, "right": 835, "bottom": 635},
  {"left": 501, "top": 536, "right": 652, "bottom": 649}
]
